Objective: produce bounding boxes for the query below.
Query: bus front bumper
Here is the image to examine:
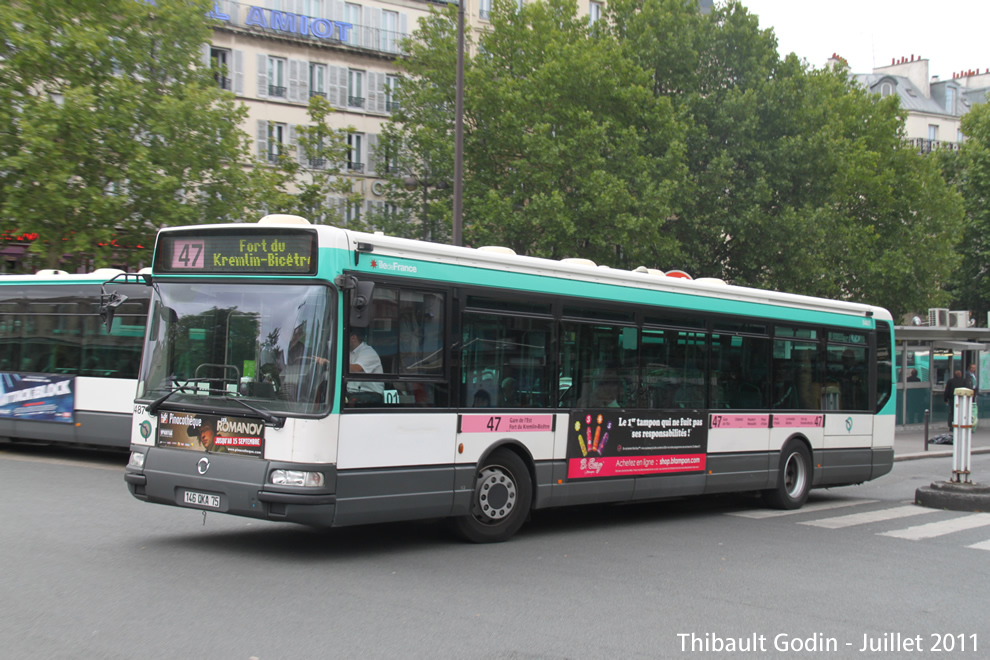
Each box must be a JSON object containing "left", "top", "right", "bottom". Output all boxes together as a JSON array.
[{"left": 125, "top": 446, "right": 337, "bottom": 527}]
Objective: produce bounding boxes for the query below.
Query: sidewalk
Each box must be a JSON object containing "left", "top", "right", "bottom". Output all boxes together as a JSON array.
[{"left": 894, "top": 424, "right": 990, "bottom": 461}]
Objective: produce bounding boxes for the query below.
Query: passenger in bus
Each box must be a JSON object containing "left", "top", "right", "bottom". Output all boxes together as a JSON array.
[
  {"left": 500, "top": 377, "right": 522, "bottom": 407},
  {"left": 840, "top": 349, "right": 867, "bottom": 410},
  {"left": 772, "top": 362, "right": 799, "bottom": 409},
  {"left": 347, "top": 328, "right": 384, "bottom": 405},
  {"left": 472, "top": 389, "right": 492, "bottom": 407},
  {"left": 588, "top": 380, "right": 622, "bottom": 408}
]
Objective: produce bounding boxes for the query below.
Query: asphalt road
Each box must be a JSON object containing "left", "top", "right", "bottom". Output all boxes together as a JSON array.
[{"left": 2, "top": 444, "right": 989, "bottom": 660}]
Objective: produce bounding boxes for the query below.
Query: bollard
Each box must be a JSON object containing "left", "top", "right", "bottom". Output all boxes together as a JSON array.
[
  {"left": 952, "top": 388, "right": 974, "bottom": 483},
  {"left": 924, "top": 408, "right": 930, "bottom": 451}
]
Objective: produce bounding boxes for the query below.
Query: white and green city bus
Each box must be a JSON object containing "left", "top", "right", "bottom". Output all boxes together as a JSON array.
[
  {"left": 121, "top": 215, "right": 895, "bottom": 542},
  {"left": 0, "top": 270, "right": 150, "bottom": 448}
]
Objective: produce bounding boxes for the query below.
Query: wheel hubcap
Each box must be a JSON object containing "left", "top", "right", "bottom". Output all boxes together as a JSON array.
[
  {"left": 474, "top": 465, "right": 517, "bottom": 522},
  {"left": 783, "top": 452, "right": 807, "bottom": 498}
]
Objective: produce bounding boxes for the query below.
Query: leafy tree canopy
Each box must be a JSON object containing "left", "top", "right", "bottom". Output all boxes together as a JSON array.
[
  {"left": 383, "top": 0, "right": 964, "bottom": 317},
  {"left": 0, "top": 0, "right": 257, "bottom": 271}
]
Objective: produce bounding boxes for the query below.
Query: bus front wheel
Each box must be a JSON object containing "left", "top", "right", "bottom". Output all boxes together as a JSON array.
[
  {"left": 451, "top": 449, "right": 532, "bottom": 543},
  {"left": 763, "top": 441, "right": 812, "bottom": 510}
]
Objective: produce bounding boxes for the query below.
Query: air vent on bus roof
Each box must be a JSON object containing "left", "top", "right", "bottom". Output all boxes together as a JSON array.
[
  {"left": 560, "top": 257, "right": 597, "bottom": 267},
  {"left": 34, "top": 269, "right": 69, "bottom": 276},
  {"left": 258, "top": 214, "right": 311, "bottom": 225},
  {"left": 477, "top": 245, "right": 516, "bottom": 255},
  {"left": 694, "top": 277, "right": 727, "bottom": 286},
  {"left": 91, "top": 268, "right": 125, "bottom": 278}
]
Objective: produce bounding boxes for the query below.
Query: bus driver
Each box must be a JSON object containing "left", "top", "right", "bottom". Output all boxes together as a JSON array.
[{"left": 347, "top": 328, "right": 384, "bottom": 405}]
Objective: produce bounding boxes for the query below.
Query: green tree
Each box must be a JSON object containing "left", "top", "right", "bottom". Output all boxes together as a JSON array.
[
  {"left": 609, "top": 0, "right": 963, "bottom": 316},
  {"left": 0, "top": 0, "right": 257, "bottom": 271},
  {"left": 380, "top": 0, "right": 686, "bottom": 264},
  {"left": 252, "top": 96, "right": 359, "bottom": 226},
  {"left": 945, "top": 102, "right": 990, "bottom": 320}
]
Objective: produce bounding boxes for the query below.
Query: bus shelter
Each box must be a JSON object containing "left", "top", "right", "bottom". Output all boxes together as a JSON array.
[{"left": 894, "top": 325, "right": 990, "bottom": 428}]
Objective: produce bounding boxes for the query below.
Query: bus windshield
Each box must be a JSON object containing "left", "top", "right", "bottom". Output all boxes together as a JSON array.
[{"left": 137, "top": 282, "right": 334, "bottom": 416}]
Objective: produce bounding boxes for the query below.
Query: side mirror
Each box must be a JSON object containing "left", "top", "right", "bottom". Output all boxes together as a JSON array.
[
  {"left": 334, "top": 275, "right": 375, "bottom": 328},
  {"left": 350, "top": 280, "right": 376, "bottom": 328},
  {"left": 99, "top": 290, "right": 128, "bottom": 334}
]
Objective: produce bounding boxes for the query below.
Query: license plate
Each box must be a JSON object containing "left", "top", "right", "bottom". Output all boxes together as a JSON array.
[{"left": 183, "top": 490, "right": 220, "bottom": 509}]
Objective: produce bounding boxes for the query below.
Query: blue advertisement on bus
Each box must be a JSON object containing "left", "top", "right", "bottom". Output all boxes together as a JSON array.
[{"left": 0, "top": 372, "right": 75, "bottom": 423}]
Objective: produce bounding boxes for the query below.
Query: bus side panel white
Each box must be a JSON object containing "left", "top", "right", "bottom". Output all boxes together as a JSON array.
[
  {"left": 455, "top": 430, "right": 554, "bottom": 464},
  {"left": 770, "top": 426, "right": 824, "bottom": 451},
  {"left": 707, "top": 427, "right": 770, "bottom": 454},
  {"left": 76, "top": 377, "right": 137, "bottom": 414},
  {"left": 266, "top": 418, "right": 337, "bottom": 464},
  {"left": 873, "top": 414, "right": 895, "bottom": 448},
  {"left": 554, "top": 414, "right": 569, "bottom": 460},
  {"left": 338, "top": 413, "right": 457, "bottom": 469},
  {"left": 824, "top": 414, "right": 874, "bottom": 449}
]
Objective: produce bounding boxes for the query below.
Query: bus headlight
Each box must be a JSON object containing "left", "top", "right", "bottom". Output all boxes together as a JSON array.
[
  {"left": 270, "top": 469, "right": 324, "bottom": 488},
  {"left": 128, "top": 451, "right": 146, "bottom": 469}
]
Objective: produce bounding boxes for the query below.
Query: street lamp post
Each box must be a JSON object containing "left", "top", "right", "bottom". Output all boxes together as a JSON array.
[{"left": 452, "top": 0, "right": 464, "bottom": 247}]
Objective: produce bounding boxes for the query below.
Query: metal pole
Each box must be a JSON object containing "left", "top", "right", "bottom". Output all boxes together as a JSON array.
[
  {"left": 924, "top": 408, "right": 929, "bottom": 451},
  {"left": 452, "top": 0, "right": 465, "bottom": 247}
]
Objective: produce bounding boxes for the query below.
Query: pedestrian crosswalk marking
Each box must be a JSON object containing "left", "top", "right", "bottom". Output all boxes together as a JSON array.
[
  {"left": 727, "top": 499, "right": 877, "bottom": 519},
  {"left": 798, "top": 505, "right": 936, "bottom": 529},
  {"left": 966, "top": 539, "right": 990, "bottom": 551},
  {"left": 880, "top": 513, "right": 990, "bottom": 540}
]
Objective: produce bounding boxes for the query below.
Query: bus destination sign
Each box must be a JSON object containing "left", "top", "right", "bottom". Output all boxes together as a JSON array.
[{"left": 156, "top": 230, "right": 317, "bottom": 275}]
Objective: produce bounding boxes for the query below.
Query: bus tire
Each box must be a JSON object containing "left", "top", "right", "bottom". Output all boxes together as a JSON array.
[
  {"left": 451, "top": 448, "right": 532, "bottom": 543},
  {"left": 763, "top": 441, "right": 812, "bottom": 510}
]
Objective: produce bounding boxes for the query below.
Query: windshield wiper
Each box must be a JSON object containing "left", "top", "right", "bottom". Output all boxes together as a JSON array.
[
  {"left": 145, "top": 380, "right": 210, "bottom": 415},
  {"left": 224, "top": 395, "right": 286, "bottom": 429}
]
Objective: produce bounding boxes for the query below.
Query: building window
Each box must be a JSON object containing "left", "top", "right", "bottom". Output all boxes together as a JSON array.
[
  {"left": 210, "top": 47, "right": 231, "bottom": 90},
  {"left": 928, "top": 124, "right": 939, "bottom": 141},
  {"left": 958, "top": 129, "right": 964, "bottom": 143},
  {"left": 344, "top": 3, "right": 361, "bottom": 45},
  {"left": 348, "top": 133, "right": 364, "bottom": 172},
  {"left": 385, "top": 74, "right": 400, "bottom": 112},
  {"left": 348, "top": 69, "right": 364, "bottom": 108},
  {"left": 381, "top": 10, "right": 399, "bottom": 53},
  {"left": 479, "top": 0, "right": 491, "bottom": 20},
  {"left": 345, "top": 201, "right": 361, "bottom": 224},
  {"left": 268, "top": 56, "right": 286, "bottom": 98},
  {"left": 310, "top": 63, "right": 326, "bottom": 99},
  {"left": 298, "top": 0, "right": 323, "bottom": 18},
  {"left": 945, "top": 87, "right": 956, "bottom": 113},
  {"left": 268, "top": 122, "right": 286, "bottom": 163},
  {"left": 588, "top": 1, "right": 602, "bottom": 24},
  {"left": 880, "top": 82, "right": 893, "bottom": 97}
]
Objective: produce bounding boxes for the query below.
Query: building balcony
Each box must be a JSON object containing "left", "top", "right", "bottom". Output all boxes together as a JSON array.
[{"left": 912, "top": 138, "right": 960, "bottom": 154}]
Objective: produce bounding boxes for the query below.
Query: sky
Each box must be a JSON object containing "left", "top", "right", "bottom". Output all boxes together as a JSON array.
[{"left": 738, "top": 1, "right": 990, "bottom": 79}]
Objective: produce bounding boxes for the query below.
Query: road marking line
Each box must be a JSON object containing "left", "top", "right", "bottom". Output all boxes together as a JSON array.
[
  {"left": 880, "top": 513, "right": 990, "bottom": 540},
  {"left": 727, "top": 499, "right": 877, "bottom": 519},
  {"left": 800, "top": 505, "right": 935, "bottom": 529},
  {"left": 966, "top": 539, "right": 990, "bottom": 551}
]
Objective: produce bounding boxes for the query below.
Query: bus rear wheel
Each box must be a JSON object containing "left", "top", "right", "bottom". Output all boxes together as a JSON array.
[
  {"left": 451, "top": 449, "right": 532, "bottom": 543},
  {"left": 763, "top": 441, "right": 812, "bottom": 510}
]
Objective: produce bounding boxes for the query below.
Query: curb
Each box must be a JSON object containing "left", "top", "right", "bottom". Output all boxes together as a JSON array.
[
  {"left": 894, "top": 447, "right": 990, "bottom": 462},
  {"left": 915, "top": 481, "right": 990, "bottom": 512}
]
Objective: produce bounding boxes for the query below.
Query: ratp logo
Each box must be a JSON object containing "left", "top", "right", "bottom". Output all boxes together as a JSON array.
[{"left": 845, "top": 417, "right": 853, "bottom": 432}]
